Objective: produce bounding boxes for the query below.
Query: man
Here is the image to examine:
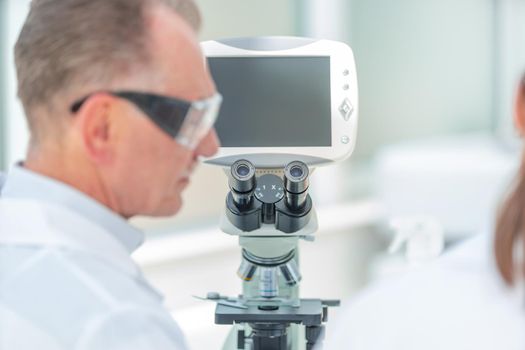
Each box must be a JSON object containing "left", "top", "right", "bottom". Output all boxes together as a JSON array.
[{"left": 0, "top": 0, "right": 220, "bottom": 349}]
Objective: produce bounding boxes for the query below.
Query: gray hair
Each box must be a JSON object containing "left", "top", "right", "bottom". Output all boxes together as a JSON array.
[{"left": 14, "top": 0, "right": 201, "bottom": 143}]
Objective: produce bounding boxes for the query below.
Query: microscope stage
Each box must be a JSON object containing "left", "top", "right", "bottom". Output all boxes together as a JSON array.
[{"left": 215, "top": 299, "right": 325, "bottom": 327}]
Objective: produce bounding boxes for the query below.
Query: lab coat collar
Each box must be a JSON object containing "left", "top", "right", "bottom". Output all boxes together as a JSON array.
[{"left": 0, "top": 164, "right": 144, "bottom": 254}]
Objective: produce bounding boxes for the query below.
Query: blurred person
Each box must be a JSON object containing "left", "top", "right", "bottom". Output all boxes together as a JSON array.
[
  {"left": 323, "top": 75, "right": 525, "bottom": 349},
  {"left": 0, "top": 0, "right": 220, "bottom": 349}
]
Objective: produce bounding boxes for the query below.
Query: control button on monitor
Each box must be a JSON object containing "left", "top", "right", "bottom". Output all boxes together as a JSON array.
[
  {"left": 343, "top": 84, "right": 349, "bottom": 90},
  {"left": 341, "top": 135, "right": 350, "bottom": 144},
  {"left": 343, "top": 69, "right": 350, "bottom": 76},
  {"left": 339, "top": 98, "right": 353, "bottom": 121}
]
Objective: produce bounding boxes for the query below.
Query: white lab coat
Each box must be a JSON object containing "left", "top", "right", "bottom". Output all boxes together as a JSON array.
[
  {"left": 323, "top": 233, "right": 525, "bottom": 350},
  {"left": 0, "top": 166, "right": 187, "bottom": 350}
]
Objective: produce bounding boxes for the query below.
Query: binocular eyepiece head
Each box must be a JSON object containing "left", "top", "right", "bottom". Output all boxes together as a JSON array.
[{"left": 228, "top": 159, "right": 310, "bottom": 211}]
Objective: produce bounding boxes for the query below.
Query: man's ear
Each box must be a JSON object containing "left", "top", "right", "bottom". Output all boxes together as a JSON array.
[
  {"left": 74, "top": 94, "right": 115, "bottom": 164},
  {"left": 514, "top": 78, "right": 525, "bottom": 136}
]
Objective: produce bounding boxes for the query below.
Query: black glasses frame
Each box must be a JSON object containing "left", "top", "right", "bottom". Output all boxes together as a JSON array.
[{"left": 70, "top": 91, "right": 192, "bottom": 139}]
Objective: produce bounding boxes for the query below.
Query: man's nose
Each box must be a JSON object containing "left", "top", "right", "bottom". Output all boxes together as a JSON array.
[{"left": 195, "top": 128, "right": 220, "bottom": 157}]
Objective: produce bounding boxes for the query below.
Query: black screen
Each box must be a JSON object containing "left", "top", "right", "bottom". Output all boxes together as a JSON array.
[{"left": 208, "top": 57, "right": 332, "bottom": 147}]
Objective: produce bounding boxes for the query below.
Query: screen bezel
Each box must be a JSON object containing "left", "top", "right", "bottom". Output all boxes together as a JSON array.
[{"left": 201, "top": 38, "right": 358, "bottom": 168}]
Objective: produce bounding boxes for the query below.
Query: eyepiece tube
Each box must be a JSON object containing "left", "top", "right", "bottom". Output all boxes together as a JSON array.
[
  {"left": 283, "top": 161, "right": 309, "bottom": 210},
  {"left": 229, "top": 159, "right": 256, "bottom": 207}
]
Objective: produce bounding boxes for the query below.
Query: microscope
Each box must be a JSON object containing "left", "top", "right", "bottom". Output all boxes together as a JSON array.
[{"left": 201, "top": 37, "right": 358, "bottom": 350}]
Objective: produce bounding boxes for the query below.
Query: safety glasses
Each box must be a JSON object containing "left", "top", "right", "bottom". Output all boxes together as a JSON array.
[{"left": 70, "top": 91, "right": 222, "bottom": 149}]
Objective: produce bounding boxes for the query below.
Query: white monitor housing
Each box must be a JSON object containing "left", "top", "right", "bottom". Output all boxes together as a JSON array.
[{"left": 202, "top": 37, "right": 358, "bottom": 168}]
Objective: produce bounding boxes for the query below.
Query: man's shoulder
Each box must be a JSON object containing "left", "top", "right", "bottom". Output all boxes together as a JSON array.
[
  {"left": 0, "top": 198, "right": 117, "bottom": 252},
  {"left": 0, "top": 197, "right": 90, "bottom": 239},
  {"left": 0, "top": 197, "right": 86, "bottom": 225},
  {"left": 0, "top": 245, "right": 155, "bottom": 306},
  {"left": 0, "top": 246, "right": 185, "bottom": 349},
  {"left": 0, "top": 199, "right": 62, "bottom": 254}
]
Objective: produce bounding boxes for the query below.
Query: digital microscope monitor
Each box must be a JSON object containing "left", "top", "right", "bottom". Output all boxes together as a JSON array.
[{"left": 203, "top": 36, "right": 358, "bottom": 169}]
